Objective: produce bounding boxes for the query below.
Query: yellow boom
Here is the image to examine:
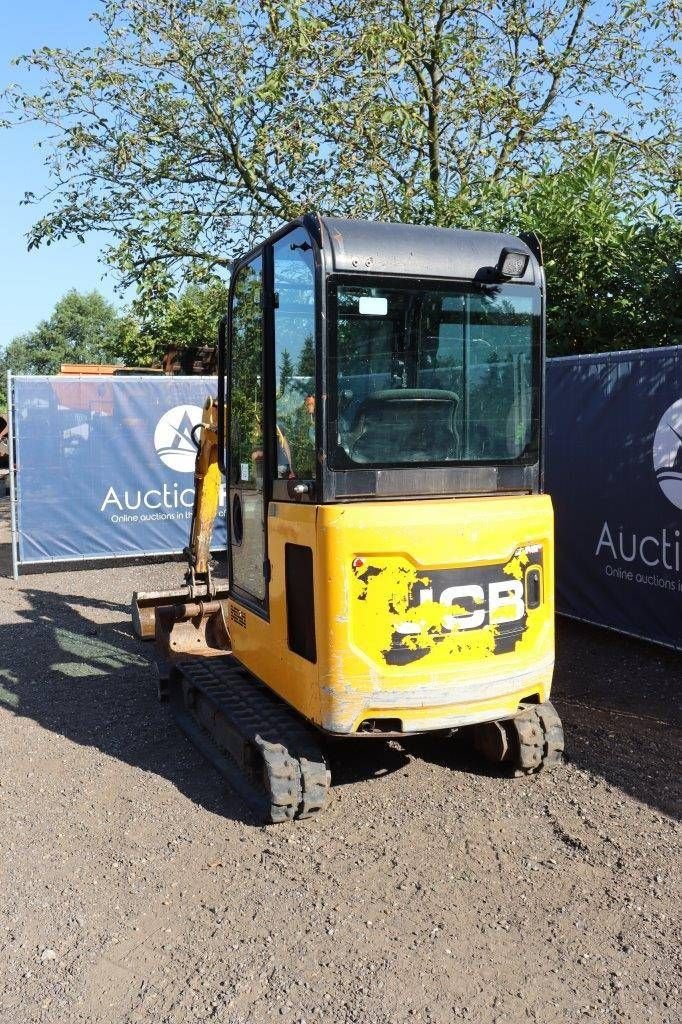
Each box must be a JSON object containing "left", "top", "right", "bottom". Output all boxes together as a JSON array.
[{"left": 131, "top": 397, "right": 229, "bottom": 653}]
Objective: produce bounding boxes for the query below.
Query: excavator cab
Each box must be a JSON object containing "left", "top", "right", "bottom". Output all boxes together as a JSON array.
[{"left": 134, "top": 215, "right": 563, "bottom": 822}]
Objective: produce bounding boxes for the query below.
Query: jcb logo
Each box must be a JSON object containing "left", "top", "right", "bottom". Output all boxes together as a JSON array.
[{"left": 398, "top": 580, "right": 525, "bottom": 635}]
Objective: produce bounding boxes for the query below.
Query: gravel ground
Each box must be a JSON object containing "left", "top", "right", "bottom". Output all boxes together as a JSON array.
[{"left": 0, "top": 495, "right": 679, "bottom": 1024}]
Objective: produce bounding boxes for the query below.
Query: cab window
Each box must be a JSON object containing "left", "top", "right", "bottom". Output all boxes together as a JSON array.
[{"left": 272, "top": 228, "right": 316, "bottom": 482}]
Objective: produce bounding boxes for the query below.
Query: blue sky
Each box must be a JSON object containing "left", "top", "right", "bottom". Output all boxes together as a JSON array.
[{"left": 0, "top": 1, "right": 123, "bottom": 347}]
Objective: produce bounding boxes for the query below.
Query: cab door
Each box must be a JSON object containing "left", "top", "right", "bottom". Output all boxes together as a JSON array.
[{"left": 227, "top": 253, "right": 267, "bottom": 608}]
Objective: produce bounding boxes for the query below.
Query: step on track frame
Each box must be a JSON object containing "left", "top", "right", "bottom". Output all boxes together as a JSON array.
[{"left": 166, "top": 656, "right": 330, "bottom": 823}]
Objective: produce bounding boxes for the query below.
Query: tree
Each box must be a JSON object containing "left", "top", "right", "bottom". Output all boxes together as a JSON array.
[
  {"left": 108, "top": 312, "right": 151, "bottom": 368},
  {"left": 129, "top": 280, "right": 229, "bottom": 366},
  {"left": 297, "top": 336, "right": 315, "bottom": 377},
  {"left": 278, "top": 348, "right": 294, "bottom": 395},
  {"left": 0, "top": 281, "right": 231, "bottom": 409},
  {"left": 0, "top": 337, "right": 31, "bottom": 408},
  {"left": 1, "top": 290, "right": 124, "bottom": 378},
  {"left": 3, "top": 0, "right": 678, "bottom": 298},
  {"left": 516, "top": 153, "right": 682, "bottom": 354}
]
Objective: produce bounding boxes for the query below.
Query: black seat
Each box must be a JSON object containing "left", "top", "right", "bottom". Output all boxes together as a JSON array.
[{"left": 349, "top": 389, "right": 459, "bottom": 464}]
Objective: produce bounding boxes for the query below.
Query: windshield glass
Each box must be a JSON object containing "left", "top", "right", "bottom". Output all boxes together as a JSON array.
[{"left": 329, "top": 282, "right": 539, "bottom": 468}]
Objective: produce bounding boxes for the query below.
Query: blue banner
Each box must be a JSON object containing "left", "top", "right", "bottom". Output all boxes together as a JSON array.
[
  {"left": 12, "top": 375, "right": 226, "bottom": 566},
  {"left": 546, "top": 347, "right": 682, "bottom": 649}
]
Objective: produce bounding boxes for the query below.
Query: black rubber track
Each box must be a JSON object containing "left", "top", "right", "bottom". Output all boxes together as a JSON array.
[
  {"left": 508, "top": 700, "right": 565, "bottom": 776},
  {"left": 167, "top": 656, "right": 330, "bottom": 823}
]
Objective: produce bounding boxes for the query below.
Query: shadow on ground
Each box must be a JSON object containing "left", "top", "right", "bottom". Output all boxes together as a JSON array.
[
  {"left": 0, "top": 584, "right": 256, "bottom": 820},
  {"left": 0, "top": 497, "right": 14, "bottom": 577},
  {"left": 0, "top": 554, "right": 679, "bottom": 822},
  {"left": 407, "top": 618, "right": 681, "bottom": 819},
  {"left": 553, "top": 617, "right": 680, "bottom": 819},
  {"left": 0, "top": 579, "right": 412, "bottom": 823}
]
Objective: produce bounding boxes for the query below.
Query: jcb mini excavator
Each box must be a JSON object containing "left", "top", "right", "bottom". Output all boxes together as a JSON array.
[{"left": 133, "top": 215, "right": 564, "bottom": 822}]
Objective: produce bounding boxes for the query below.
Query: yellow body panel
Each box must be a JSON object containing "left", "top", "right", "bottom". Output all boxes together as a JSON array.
[
  {"left": 228, "top": 494, "right": 554, "bottom": 734},
  {"left": 228, "top": 503, "right": 321, "bottom": 724}
]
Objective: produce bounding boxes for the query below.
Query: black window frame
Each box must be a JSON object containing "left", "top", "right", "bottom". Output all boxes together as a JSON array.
[
  {"left": 325, "top": 273, "right": 543, "bottom": 474},
  {"left": 225, "top": 248, "right": 270, "bottom": 618},
  {"left": 220, "top": 219, "right": 545, "bottom": 511},
  {"left": 270, "top": 224, "right": 321, "bottom": 504}
]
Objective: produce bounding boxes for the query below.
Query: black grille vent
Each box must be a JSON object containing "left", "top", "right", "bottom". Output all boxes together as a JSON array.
[{"left": 285, "top": 544, "right": 317, "bottom": 663}]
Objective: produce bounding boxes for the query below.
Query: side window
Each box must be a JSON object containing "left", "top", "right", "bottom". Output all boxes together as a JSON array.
[
  {"left": 230, "top": 257, "right": 263, "bottom": 492},
  {"left": 273, "top": 229, "right": 316, "bottom": 481}
]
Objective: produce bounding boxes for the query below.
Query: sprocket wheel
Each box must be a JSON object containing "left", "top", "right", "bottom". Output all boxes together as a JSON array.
[
  {"left": 472, "top": 701, "right": 564, "bottom": 776},
  {"left": 506, "top": 701, "right": 565, "bottom": 776}
]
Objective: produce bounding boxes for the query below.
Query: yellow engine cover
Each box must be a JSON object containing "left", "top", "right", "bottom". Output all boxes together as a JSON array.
[{"left": 227, "top": 494, "right": 554, "bottom": 735}]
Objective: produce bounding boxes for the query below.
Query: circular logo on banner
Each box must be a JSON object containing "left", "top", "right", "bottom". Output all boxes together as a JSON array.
[
  {"left": 653, "top": 399, "right": 682, "bottom": 510},
  {"left": 154, "top": 404, "right": 202, "bottom": 472}
]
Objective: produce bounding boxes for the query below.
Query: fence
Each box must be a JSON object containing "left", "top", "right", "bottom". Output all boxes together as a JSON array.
[
  {"left": 546, "top": 346, "right": 682, "bottom": 649},
  {"left": 7, "top": 352, "right": 682, "bottom": 648},
  {"left": 7, "top": 373, "right": 226, "bottom": 577}
]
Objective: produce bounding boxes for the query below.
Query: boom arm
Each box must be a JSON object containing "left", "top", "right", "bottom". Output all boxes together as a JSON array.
[
  {"left": 131, "top": 395, "right": 229, "bottom": 646},
  {"left": 187, "top": 397, "right": 221, "bottom": 583}
]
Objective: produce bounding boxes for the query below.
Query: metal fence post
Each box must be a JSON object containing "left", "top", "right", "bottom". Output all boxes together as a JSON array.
[{"left": 6, "top": 371, "right": 19, "bottom": 579}]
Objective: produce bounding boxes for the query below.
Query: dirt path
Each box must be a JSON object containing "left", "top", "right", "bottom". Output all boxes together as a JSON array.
[{"left": 0, "top": 498, "right": 679, "bottom": 1023}]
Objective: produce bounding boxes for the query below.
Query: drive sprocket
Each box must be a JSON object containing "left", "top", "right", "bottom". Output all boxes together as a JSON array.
[
  {"left": 507, "top": 701, "right": 565, "bottom": 775},
  {"left": 472, "top": 701, "right": 564, "bottom": 776}
]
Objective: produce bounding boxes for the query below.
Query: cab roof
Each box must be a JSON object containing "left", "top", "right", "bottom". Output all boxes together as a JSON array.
[{"left": 307, "top": 214, "right": 539, "bottom": 285}]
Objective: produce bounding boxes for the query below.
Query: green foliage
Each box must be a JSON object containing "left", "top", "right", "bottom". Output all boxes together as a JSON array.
[
  {"left": 4, "top": 1, "right": 678, "bottom": 290},
  {"left": 0, "top": 290, "right": 123, "bottom": 379},
  {"left": 111, "top": 313, "right": 155, "bottom": 368},
  {"left": 278, "top": 348, "right": 294, "bottom": 395},
  {"left": 230, "top": 263, "right": 264, "bottom": 470},
  {"left": 297, "top": 335, "right": 315, "bottom": 377},
  {"left": 0, "top": 338, "right": 31, "bottom": 407},
  {"left": 0, "top": 281, "right": 231, "bottom": 409},
  {"left": 278, "top": 341, "right": 316, "bottom": 476},
  {"left": 278, "top": 398, "right": 316, "bottom": 478},
  {"left": 515, "top": 154, "right": 682, "bottom": 354},
  {"left": 2, "top": 1, "right": 680, "bottom": 353},
  {"left": 129, "top": 280, "right": 229, "bottom": 364}
]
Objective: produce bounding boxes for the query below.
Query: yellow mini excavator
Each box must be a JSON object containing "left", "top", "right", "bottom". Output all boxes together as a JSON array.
[{"left": 133, "top": 215, "right": 564, "bottom": 822}]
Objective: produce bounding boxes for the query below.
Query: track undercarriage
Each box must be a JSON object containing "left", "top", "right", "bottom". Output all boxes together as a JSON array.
[
  {"left": 162, "top": 656, "right": 331, "bottom": 823},
  {"left": 157, "top": 650, "right": 563, "bottom": 822}
]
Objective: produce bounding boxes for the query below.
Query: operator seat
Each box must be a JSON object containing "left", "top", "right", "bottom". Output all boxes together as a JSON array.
[{"left": 349, "top": 389, "right": 460, "bottom": 464}]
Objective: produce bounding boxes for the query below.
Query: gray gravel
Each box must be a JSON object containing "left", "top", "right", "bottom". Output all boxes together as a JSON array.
[{"left": 0, "top": 496, "right": 679, "bottom": 1024}]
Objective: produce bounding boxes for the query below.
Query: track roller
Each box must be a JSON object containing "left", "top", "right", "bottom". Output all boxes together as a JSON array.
[{"left": 472, "top": 701, "right": 564, "bottom": 776}]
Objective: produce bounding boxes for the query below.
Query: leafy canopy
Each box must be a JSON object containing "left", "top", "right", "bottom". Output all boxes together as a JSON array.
[
  {"left": 0, "top": 289, "right": 124, "bottom": 406},
  {"left": 517, "top": 153, "right": 682, "bottom": 354},
  {"left": 119, "top": 279, "right": 229, "bottom": 366},
  {"left": 0, "top": 290, "right": 123, "bottom": 375},
  {"left": 0, "top": 278, "right": 232, "bottom": 409},
  {"left": 4, "top": 0, "right": 679, "bottom": 295}
]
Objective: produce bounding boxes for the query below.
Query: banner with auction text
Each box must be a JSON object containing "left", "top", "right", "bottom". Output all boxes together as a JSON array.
[
  {"left": 10, "top": 375, "right": 226, "bottom": 570},
  {"left": 546, "top": 347, "right": 682, "bottom": 649}
]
